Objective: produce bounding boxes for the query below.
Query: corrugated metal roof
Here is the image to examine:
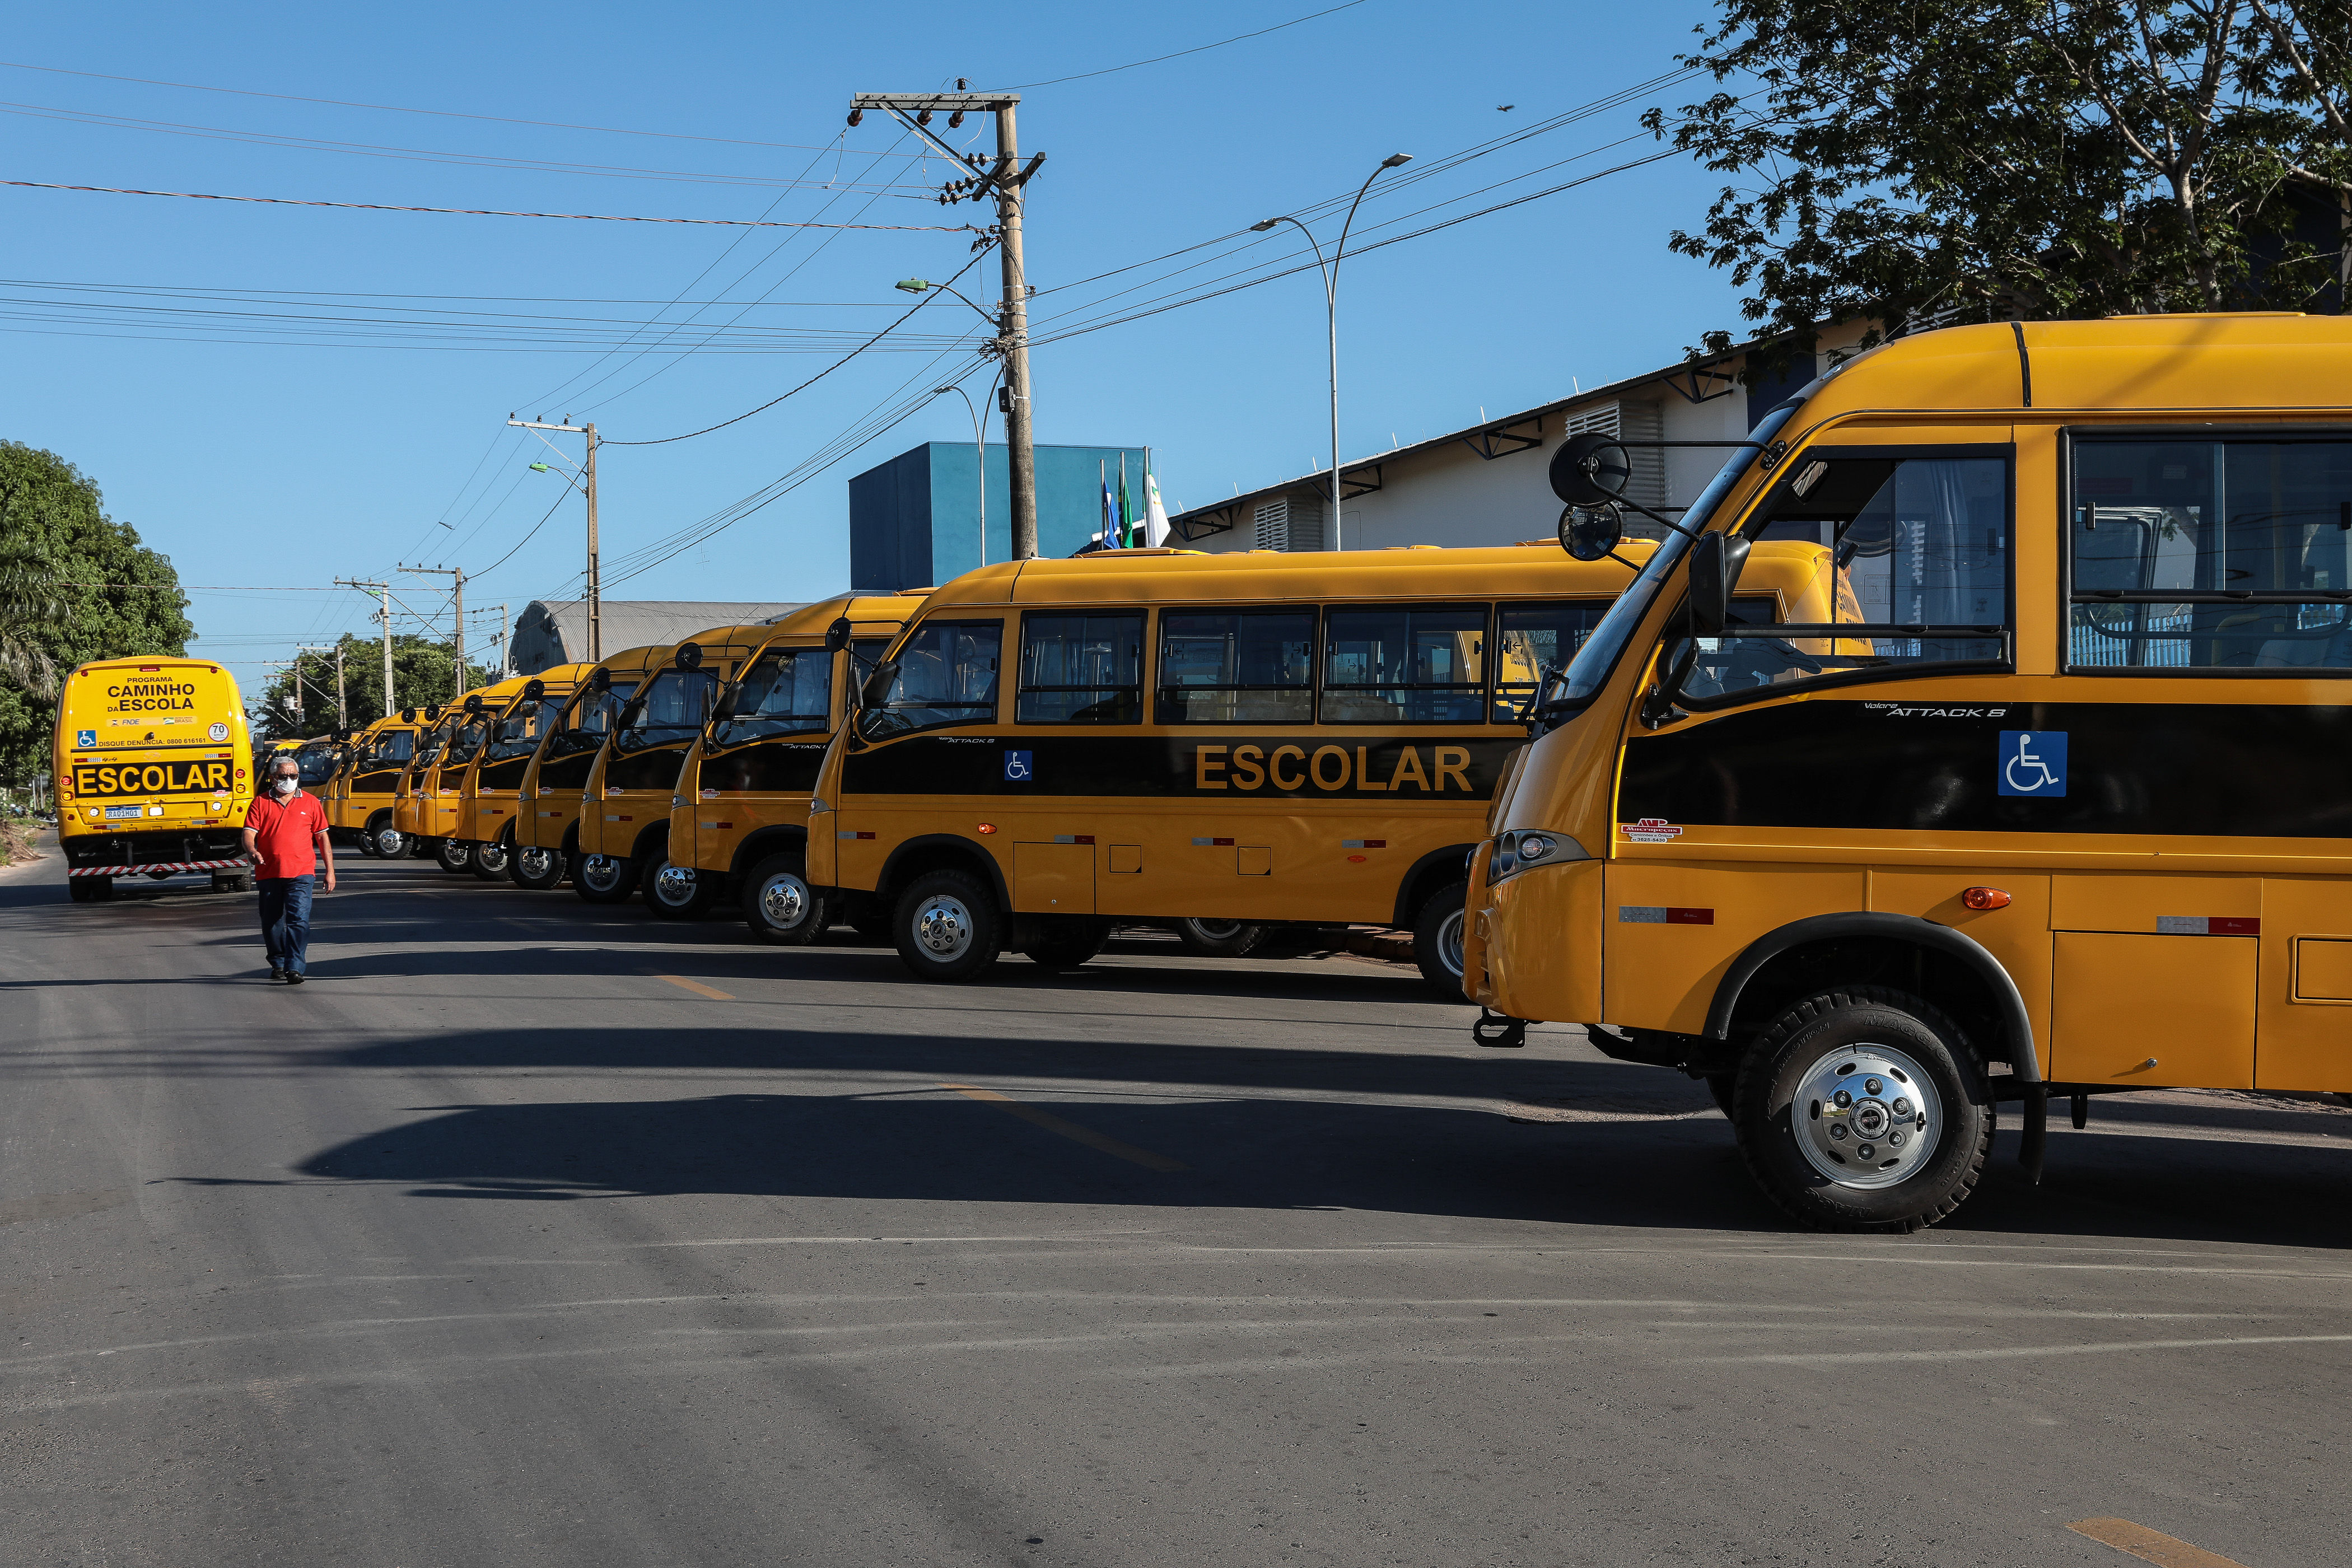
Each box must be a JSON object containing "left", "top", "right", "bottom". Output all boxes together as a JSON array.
[{"left": 510, "top": 600, "right": 808, "bottom": 674}]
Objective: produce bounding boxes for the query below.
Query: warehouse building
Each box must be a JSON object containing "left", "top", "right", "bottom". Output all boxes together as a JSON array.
[
  {"left": 510, "top": 600, "right": 804, "bottom": 675},
  {"left": 850, "top": 441, "right": 1152, "bottom": 589}
]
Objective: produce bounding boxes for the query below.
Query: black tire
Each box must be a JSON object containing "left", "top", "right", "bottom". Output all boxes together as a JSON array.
[
  {"left": 67, "top": 876, "right": 112, "bottom": 903},
  {"left": 508, "top": 843, "right": 566, "bottom": 892},
  {"left": 1730, "top": 986, "right": 1992, "bottom": 1234},
  {"left": 572, "top": 852, "right": 637, "bottom": 904},
  {"left": 433, "top": 838, "right": 472, "bottom": 875},
  {"left": 1170, "top": 917, "right": 1268, "bottom": 958},
  {"left": 741, "top": 853, "right": 829, "bottom": 945},
  {"left": 408, "top": 835, "right": 433, "bottom": 859},
  {"left": 1023, "top": 916, "right": 1111, "bottom": 970},
  {"left": 469, "top": 836, "right": 513, "bottom": 881},
  {"left": 211, "top": 871, "right": 254, "bottom": 894},
  {"left": 1412, "top": 879, "right": 1471, "bottom": 1000},
  {"left": 892, "top": 869, "right": 1002, "bottom": 983},
  {"left": 641, "top": 847, "right": 720, "bottom": 920},
  {"left": 354, "top": 833, "right": 378, "bottom": 858}
]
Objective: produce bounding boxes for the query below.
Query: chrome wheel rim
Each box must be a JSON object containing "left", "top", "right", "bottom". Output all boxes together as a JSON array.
[
  {"left": 652, "top": 862, "right": 697, "bottom": 907},
  {"left": 372, "top": 827, "right": 404, "bottom": 857},
  {"left": 758, "top": 872, "right": 810, "bottom": 931},
  {"left": 1794, "top": 1043, "right": 1943, "bottom": 1190},
  {"left": 1434, "top": 907, "right": 1466, "bottom": 978},
  {"left": 516, "top": 847, "right": 554, "bottom": 880},
  {"left": 442, "top": 844, "right": 471, "bottom": 868},
  {"left": 913, "top": 894, "right": 973, "bottom": 960},
  {"left": 579, "top": 855, "right": 622, "bottom": 893},
  {"left": 477, "top": 842, "right": 509, "bottom": 873}
]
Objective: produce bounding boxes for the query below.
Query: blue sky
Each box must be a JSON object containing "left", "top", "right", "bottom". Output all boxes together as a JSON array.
[{"left": 0, "top": 1, "right": 1749, "bottom": 690}]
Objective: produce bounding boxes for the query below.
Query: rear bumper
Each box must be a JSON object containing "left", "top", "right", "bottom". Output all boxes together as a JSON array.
[
  {"left": 61, "top": 827, "right": 248, "bottom": 873},
  {"left": 69, "top": 858, "right": 248, "bottom": 878}
]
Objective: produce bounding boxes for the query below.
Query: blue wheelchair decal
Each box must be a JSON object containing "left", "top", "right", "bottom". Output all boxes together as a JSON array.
[
  {"left": 1997, "top": 730, "right": 2066, "bottom": 797},
  {"left": 1004, "top": 749, "right": 1034, "bottom": 783},
  {"left": 76, "top": 729, "right": 96, "bottom": 748}
]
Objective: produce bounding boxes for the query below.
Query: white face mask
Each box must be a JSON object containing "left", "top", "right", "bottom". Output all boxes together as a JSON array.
[{"left": 272, "top": 776, "right": 299, "bottom": 797}]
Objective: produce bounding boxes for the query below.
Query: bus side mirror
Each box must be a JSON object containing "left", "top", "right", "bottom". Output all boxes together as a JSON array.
[
  {"left": 400, "top": 707, "right": 415, "bottom": 722},
  {"left": 424, "top": 705, "right": 443, "bottom": 722},
  {"left": 522, "top": 679, "right": 545, "bottom": 701},
  {"left": 1549, "top": 432, "right": 1631, "bottom": 506},
  {"left": 858, "top": 660, "right": 898, "bottom": 710},
  {"left": 824, "top": 618, "right": 852, "bottom": 654},
  {"left": 589, "top": 667, "right": 611, "bottom": 692},
  {"left": 464, "top": 694, "right": 485, "bottom": 714},
  {"left": 711, "top": 683, "right": 741, "bottom": 723},
  {"left": 1558, "top": 503, "right": 1625, "bottom": 562},
  {"left": 1687, "top": 532, "right": 1752, "bottom": 637},
  {"left": 617, "top": 696, "right": 647, "bottom": 729},
  {"left": 675, "top": 642, "right": 703, "bottom": 671}
]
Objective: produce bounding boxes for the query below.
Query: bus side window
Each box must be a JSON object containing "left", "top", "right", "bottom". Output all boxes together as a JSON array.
[
  {"left": 2069, "top": 436, "right": 2352, "bottom": 671},
  {"left": 1156, "top": 610, "right": 1315, "bottom": 724},
  {"left": 860, "top": 620, "right": 1004, "bottom": 740},
  {"left": 1494, "top": 601, "right": 1608, "bottom": 722},
  {"left": 1322, "top": 604, "right": 1488, "bottom": 724},
  {"left": 1680, "top": 450, "right": 2012, "bottom": 704},
  {"left": 1017, "top": 613, "right": 1144, "bottom": 724}
]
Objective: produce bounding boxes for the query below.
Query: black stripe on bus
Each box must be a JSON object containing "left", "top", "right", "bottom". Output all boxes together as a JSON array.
[{"left": 843, "top": 732, "right": 1523, "bottom": 800}]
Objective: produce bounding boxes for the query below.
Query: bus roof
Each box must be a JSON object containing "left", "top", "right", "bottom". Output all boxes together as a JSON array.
[
  {"left": 916, "top": 542, "right": 1660, "bottom": 612},
  {"left": 758, "top": 592, "right": 930, "bottom": 642},
  {"left": 1794, "top": 312, "right": 2352, "bottom": 430}
]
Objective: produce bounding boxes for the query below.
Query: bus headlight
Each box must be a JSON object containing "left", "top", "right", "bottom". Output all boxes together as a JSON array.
[{"left": 1487, "top": 828, "right": 1588, "bottom": 885}]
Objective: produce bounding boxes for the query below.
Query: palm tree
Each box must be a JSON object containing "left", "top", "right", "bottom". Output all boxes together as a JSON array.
[{"left": 0, "top": 542, "right": 63, "bottom": 701}]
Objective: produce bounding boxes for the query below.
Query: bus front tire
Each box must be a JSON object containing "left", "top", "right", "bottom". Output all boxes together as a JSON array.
[
  {"left": 1170, "top": 917, "right": 1267, "bottom": 958},
  {"left": 573, "top": 853, "right": 637, "bottom": 904},
  {"left": 509, "top": 843, "right": 566, "bottom": 892},
  {"left": 1732, "top": 987, "right": 1992, "bottom": 1235},
  {"left": 893, "top": 870, "right": 1001, "bottom": 983},
  {"left": 743, "top": 854, "right": 828, "bottom": 945},
  {"left": 1024, "top": 916, "right": 1110, "bottom": 970},
  {"left": 1412, "top": 879, "right": 1471, "bottom": 1001},
  {"left": 643, "top": 850, "right": 720, "bottom": 919},
  {"left": 433, "top": 838, "right": 472, "bottom": 875},
  {"left": 470, "top": 836, "right": 512, "bottom": 880}
]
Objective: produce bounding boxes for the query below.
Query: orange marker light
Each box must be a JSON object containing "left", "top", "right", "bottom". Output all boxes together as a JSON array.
[
  {"left": 977, "top": 823, "right": 997, "bottom": 834},
  {"left": 1962, "top": 886, "right": 2012, "bottom": 911}
]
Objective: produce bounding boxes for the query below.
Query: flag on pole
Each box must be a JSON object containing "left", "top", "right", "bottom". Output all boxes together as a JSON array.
[
  {"left": 1099, "top": 459, "right": 1113, "bottom": 548},
  {"left": 1144, "top": 470, "right": 1171, "bottom": 547},
  {"left": 1118, "top": 454, "right": 1132, "bottom": 548}
]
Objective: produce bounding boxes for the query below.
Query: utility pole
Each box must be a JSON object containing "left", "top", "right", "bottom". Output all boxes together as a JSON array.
[
  {"left": 497, "top": 603, "right": 511, "bottom": 677},
  {"left": 400, "top": 564, "right": 466, "bottom": 688},
  {"left": 851, "top": 88, "right": 1045, "bottom": 557},
  {"left": 298, "top": 645, "right": 346, "bottom": 727},
  {"left": 264, "top": 659, "right": 302, "bottom": 725},
  {"left": 510, "top": 417, "right": 599, "bottom": 659},
  {"left": 337, "top": 578, "right": 394, "bottom": 717}
]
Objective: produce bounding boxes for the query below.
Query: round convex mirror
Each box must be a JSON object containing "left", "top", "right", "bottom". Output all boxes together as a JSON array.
[{"left": 1558, "top": 503, "right": 1626, "bottom": 562}]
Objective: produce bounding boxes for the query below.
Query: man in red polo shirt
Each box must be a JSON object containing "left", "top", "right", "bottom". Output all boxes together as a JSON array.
[{"left": 242, "top": 750, "right": 335, "bottom": 983}]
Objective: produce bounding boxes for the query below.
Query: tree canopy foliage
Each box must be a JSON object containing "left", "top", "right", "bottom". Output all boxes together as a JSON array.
[
  {"left": 1649, "top": 0, "right": 2352, "bottom": 365},
  {"left": 0, "top": 441, "right": 194, "bottom": 786},
  {"left": 253, "top": 632, "right": 501, "bottom": 742}
]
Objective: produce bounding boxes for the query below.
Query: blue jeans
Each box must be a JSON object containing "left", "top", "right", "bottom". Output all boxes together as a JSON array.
[{"left": 259, "top": 875, "right": 315, "bottom": 975}]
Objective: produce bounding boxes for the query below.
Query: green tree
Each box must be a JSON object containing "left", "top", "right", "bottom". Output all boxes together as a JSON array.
[
  {"left": 1648, "top": 0, "right": 2351, "bottom": 368},
  {"left": 0, "top": 442, "right": 194, "bottom": 786},
  {"left": 253, "top": 633, "right": 500, "bottom": 741}
]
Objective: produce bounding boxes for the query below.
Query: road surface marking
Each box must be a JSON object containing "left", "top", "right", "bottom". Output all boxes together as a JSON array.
[
  {"left": 656, "top": 974, "right": 733, "bottom": 1001},
  {"left": 942, "top": 1084, "right": 1188, "bottom": 1172},
  {"left": 1701, "top": 1332, "right": 2352, "bottom": 1365},
  {"left": 2067, "top": 1517, "right": 2251, "bottom": 1567}
]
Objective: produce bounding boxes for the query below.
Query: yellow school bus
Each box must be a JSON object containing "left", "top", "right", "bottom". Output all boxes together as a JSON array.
[
  {"left": 388, "top": 702, "right": 450, "bottom": 850},
  {"left": 53, "top": 656, "right": 254, "bottom": 901},
  {"left": 1464, "top": 312, "right": 2352, "bottom": 1234},
  {"left": 661, "top": 592, "right": 927, "bottom": 934},
  {"left": 331, "top": 714, "right": 426, "bottom": 858},
  {"left": 512, "top": 643, "right": 668, "bottom": 889},
  {"left": 391, "top": 687, "right": 499, "bottom": 870},
  {"left": 570, "top": 624, "right": 776, "bottom": 905},
  {"left": 449, "top": 664, "right": 592, "bottom": 882},
  {"left": 803, "top": 544, "right": 1837, "bottom": 986}
]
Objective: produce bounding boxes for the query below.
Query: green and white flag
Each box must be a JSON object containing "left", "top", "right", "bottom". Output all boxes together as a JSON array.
[{"left": 1143, "top": 472, "right": 1170, "bottom": 547}]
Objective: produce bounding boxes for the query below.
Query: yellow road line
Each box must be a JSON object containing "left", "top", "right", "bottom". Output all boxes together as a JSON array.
[
  {"left": 2067, "top": 1518, "right": 2252, "bottom": 1567},
  {"left": 656, "top": 974, "right": 734, "bottom": 1001},
  {"left": 942, "top": 1084, "right": 1189, "bottom": 1172}
]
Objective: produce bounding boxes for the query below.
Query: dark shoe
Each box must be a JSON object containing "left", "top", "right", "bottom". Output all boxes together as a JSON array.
[
  {"left": 285, "top": 971, "right": 306, "bottom": 986},
  {"left": 269, "top": 967, "right": 287, "bottom": 983}
]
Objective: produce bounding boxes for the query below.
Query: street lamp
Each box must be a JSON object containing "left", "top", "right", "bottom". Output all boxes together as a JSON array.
[
  {"left": 1252, "top": 151, "right": 1411, "bottom": 552},
  {"left": 933, "top": 371, "right": 1004, "bottom": 570},
  {"left": 896, "top": 277, "right": 997, "bottom": 326}
]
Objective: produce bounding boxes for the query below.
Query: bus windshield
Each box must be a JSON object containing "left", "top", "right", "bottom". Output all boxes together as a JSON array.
[
  {"left": 713, "top": 646, "right": 829, "bottom": 746},
  {"left": 366, "top": 730, "right": 416, "bottom": 767},
  {"left": 619, "top": 670, "right": 716, "bottom": 752},
  {"left": 445, "top": 717, "right": 491, "bottom": 767},
  {"left": 548, "top": 682, "right": 637, "bottom": 757},
  {"left": 1537, "top": 402, "right": 1800, "bottom": 725},
  {"left": 293, "top": 742, "right": 340, "bottom": 785},
  {"left": 487, "top": 699, "right": 561, "bottom": 762}
]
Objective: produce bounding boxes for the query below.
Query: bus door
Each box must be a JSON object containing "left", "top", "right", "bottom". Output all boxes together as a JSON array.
[
  {"left": 688, "top": 642, "right": 833, "bottom": 868},
  {"left": 1604, "top": 438, "right": 2034, "bottom": 1040},
  {"left": 2062, "top": 433, "right": 2352, "bottom": 1090},
  {"left": 841, "top": 618, "right": 1007, "bottom": 898},
  {"left": 1150, "top": 607, "right": 1314, "bottom": 915}
]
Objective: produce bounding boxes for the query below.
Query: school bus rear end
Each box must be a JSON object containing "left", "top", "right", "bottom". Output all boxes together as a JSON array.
[
  {"left": 669, "top": 593, "right": 926, "bottom": 940},
  {"left": 1464, "top": 312, "right": 2352, "bottom": 1235},
  {"left": 807, "top": 545, "right": 1696, "bottom": 986},
  {"left": 53, "top": 657, "right": 253, "bottom": 901}
]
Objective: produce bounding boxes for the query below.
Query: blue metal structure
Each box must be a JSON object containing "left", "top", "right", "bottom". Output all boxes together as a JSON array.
[{"left": 849, "top": 441, "right": 1152, "bottom": 589}]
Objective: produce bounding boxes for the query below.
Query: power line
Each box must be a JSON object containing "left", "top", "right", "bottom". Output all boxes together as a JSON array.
[
  {"left": 0, "top": 58, "right": 936, "bottom": 157},
  {"left": 1005, "top": 1, "right": 1369, "bottom": 88},
  {"left": 0, "top": 179, "right": 975, "bottom": 229}
]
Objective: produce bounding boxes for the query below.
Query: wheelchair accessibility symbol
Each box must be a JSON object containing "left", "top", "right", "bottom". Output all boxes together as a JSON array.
[
  {"left": 76, "top": 729, "right": 95, "bottom": 748},
  {"left": 1997, "top": 730, "right": 2066, "bottom": 797},
  {"left": 1003, "top": 749, "right": 1034, "bottom": 783}
]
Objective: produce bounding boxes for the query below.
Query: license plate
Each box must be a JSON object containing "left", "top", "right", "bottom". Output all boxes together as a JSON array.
[{"left": 104, "top": 804, "right": 145, "bottom": 820}]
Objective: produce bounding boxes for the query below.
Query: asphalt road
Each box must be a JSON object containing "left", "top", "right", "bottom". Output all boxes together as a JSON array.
[{"left": 6, "top": 837, "right": 2351, "bottom": 1568}]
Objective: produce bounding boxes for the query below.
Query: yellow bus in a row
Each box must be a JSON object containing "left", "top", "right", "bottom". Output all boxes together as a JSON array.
[
  {"left": 515, "top": 642, "right": 671, "bottom": 887},
  {"left": 393, "top": 689, "right": 497, "bottom": 869},
  {"left": 52, "top": 656, "right": 255, "bottom": 902},
  {"left": 327, "top": 712, "right": 426, "bottom": 858},
  {"left": 1466, "top": 312, "right": 2352, "bottom": 1233},
  {"left": 448, "top": 664, "right": 592, "bottom": 880},
  {"left": 802, "top": 544, "right": 1837, "bottom": 990}
]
